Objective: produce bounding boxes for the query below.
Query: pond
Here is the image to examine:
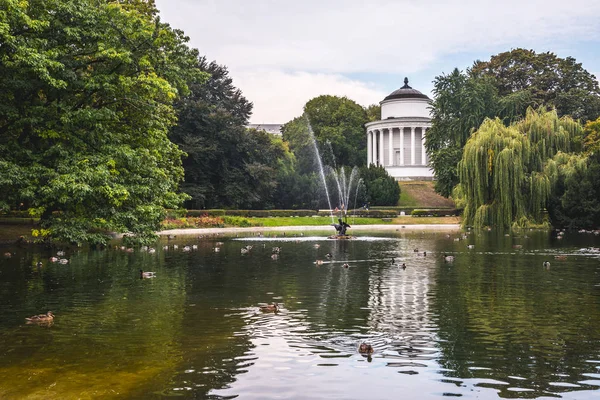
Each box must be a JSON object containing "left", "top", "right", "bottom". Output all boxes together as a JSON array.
[{"left": 1, "top": 228, "right": 600, "bottom": 399}]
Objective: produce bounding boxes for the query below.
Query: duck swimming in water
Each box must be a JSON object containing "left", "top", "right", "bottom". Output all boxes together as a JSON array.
[
  {"left": 259, "top": 303, "right": 279, "bottom": 313},
  {"left": 26, "top": 311, "right": 54, "bottom": 323},
  {"left": 140, "top": 270, "right": 156, "bottom": 279},
  {"left": 358, "top": 343, "right": 374, "bottom": 354},
  {"left": 443, "top": 254, "right": 455, "bottom": 262}
]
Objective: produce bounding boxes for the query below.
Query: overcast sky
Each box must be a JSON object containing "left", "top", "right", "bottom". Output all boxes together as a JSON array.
[{"left": 155, "top": 0, "right": 600, "bottom": 124}]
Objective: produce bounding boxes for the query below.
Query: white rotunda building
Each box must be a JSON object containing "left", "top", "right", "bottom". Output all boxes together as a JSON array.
[{"left": 365, "top": 78, "right": 433, "bottom": 180}]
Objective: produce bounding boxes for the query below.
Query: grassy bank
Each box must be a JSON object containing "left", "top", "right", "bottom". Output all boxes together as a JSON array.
[{"left": 398, "top": 181, "right": 455, "bottom": 208}]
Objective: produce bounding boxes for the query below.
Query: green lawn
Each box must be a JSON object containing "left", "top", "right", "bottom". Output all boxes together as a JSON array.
[
  {"left": 246, "top": 216, "right": 460, "bottom": 227},
  {"left": 247, "top": 216, "right": 392, "bottom": 227}
]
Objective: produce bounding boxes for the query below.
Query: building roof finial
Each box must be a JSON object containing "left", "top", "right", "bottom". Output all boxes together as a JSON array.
[{"left": 402, "top": 77, "right": 410, "bottom": 88}]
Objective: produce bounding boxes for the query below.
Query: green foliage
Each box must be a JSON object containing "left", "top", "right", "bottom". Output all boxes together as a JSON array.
[
  {"left": 169, "top": 58, "right": 293, "bottom": 210},
  {"left": 0, "top": 0, "right": 204, "bottom": 245},
  {"left": 472, "top": 48, "right": 600, "bottom": 122},
  {"left": 300, "top": 95, "right": 369, "bottom": 168},
  {"left": 365, "top": 104, "right": 381, "bottom": 122},
  {"left": 359, "top": 165, "right": 400, "bottom": 206},
  {"left": 547, "top": 152, "right": 600, "bottom": 229},
  {"left": 411, "top": 209, "right": 460, "bottom": 217},
  {"left": 583, "top": 117, "right": 600, "bottom": 154},
  {"left": 429, "top": 50, "right": 599, "bottom": 198},
  {"left": 459, "top": 109, "right": 584, "bottom": 230},
  {"left": 426, "top": 69, "right": 508, "bottom": 197}
]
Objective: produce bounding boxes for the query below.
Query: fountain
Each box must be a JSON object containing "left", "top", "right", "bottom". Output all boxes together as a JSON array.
[{"left": 305, "top": 118, "right": 362, "bottom": 239}]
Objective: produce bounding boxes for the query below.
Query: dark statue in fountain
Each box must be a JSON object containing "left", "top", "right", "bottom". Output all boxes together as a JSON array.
[{"left": 332, "top": 218, "right": 351, "bottom": 236}]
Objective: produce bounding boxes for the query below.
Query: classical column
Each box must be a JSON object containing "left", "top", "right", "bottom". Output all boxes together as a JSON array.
[
  {"left": 388, "top": 127, "right": 394, "bottom": 166},
  {"left": 399, "top": 126, "right": 404, "bottom": 165},
  {"left": 410, "top": 126, "right": 416, "bottom": 165},
  {"left": 367, "top": 130, "right": 372, "bottom": 165},
  {"left": 378, "top": 129, "right": 384, "bottom": 167},
  {"left": 372, "top": 130, "right": 378, "bottom": 166},
  {"left": 421, "top": 127, "right": 427, "bottom": 165}
]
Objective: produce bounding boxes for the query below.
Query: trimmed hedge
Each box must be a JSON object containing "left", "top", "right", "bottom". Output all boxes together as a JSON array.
[
  {"left": 411, "top": 209, "right": 461, "bottom": 217},
  {"left": 0, "top": 211, "right": 32, "bottom": 218}
]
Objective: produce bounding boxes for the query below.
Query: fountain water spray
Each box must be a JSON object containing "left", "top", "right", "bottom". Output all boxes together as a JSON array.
[
  {"left": 305, "top": 116, "right": 362, "bottom": 234},
  {"left": 305, "top": 117, "right": 335, "bottom": 223}
]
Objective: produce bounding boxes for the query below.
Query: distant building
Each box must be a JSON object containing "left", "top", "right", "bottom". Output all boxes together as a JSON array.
[
  {"left": 365, "top": 78, "right": 433, "bottom": 180},
  {"left": 248, "top": 124, "right": 283, "bottom": 136}
]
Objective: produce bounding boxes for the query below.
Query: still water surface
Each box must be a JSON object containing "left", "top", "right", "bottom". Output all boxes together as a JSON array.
[{"left": 1, "top": 229, "right": 600, "bottom": 399}]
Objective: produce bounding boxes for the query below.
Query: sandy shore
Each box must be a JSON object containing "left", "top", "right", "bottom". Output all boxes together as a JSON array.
[{"left": 157, "top": 224, "right": 461, "bottom": 236}]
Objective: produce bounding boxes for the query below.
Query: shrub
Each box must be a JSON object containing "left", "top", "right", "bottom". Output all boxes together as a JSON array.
[{"left": 411, "top": 209, "right": 460, "bottom": 217}]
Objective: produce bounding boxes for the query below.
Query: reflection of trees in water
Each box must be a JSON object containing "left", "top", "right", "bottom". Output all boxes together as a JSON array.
[
  {"left": 0, "top": 249, "right": 188, "bottom": 398},
  {"left": 165, "top": 248, "right": 254, "bottom": 399},
  {"left": 431, "top": 235, "right": 600, "bottom": 398}
]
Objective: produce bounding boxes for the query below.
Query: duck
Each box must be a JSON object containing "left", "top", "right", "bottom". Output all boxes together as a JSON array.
[
  {"left": 325, "top": 253, "right": 332, "bottom": 259},
  {"left": 271, "top": 254, "right": 279, "bottom": 260},
  {"left": 467, "top": 245, "right": 475, "bottom": 249},
  {"left": 542, "top": 261, "right": 551, "bottom": 268},
  {"left": 140, "top": 270, "right": 156, "bottom": 279},
  {"left": 342, "top": 263, "right": 350, "bottom": 268},
  {"left": 443, "top": 254, "right": 455, "bottom": 262},
  {"left": 26, "top": 311, "right": 54, "bottom": 323},
  {"left": 358, "top": 343, "right": 374, "bottom": 354},
  {"left": 391, "top": 258, "right": 404, "bottom": 268},
  {"left": 315, "top": 259, "right": 323, "bottom": 265},
  {"left": 259, "top": 303, "right": 279, "bottom": 313}
]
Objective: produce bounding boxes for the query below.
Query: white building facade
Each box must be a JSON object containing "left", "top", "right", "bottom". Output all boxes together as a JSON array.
[{"left": 365, "top": 78, "right": 434, "bottom": 180}]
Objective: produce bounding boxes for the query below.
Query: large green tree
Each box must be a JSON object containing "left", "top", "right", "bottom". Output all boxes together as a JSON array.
[
  {"left": 169, "top": 58, "right": 292, "bottom": 209},
  {"left": 426, "top": 69, "right": 510, "bottom": 197},
  {"left": 303, "top": 95, "right": 369, "bottom": 168},
  {"left": 457, "top": 108, "right": 583, "bottom": 230},
  {"left": 0, "top": 0, "right": 203, "bottom": 245},
  {"left": 472, "top": 49, "right": 600, "bottom": 123}
]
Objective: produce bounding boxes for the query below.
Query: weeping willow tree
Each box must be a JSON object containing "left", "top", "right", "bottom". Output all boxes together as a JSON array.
[{"left": 457, "top": 108, "right": 584, "bottom": 229}]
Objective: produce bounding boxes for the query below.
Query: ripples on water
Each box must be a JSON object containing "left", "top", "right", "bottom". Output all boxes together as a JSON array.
[{"left": 0, "top": 230, "right": 599, "bottom": 399}]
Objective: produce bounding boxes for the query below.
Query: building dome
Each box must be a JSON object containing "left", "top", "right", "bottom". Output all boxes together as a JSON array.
[{"left": 383, "top": 78, "right": 430, "bottom": 101}]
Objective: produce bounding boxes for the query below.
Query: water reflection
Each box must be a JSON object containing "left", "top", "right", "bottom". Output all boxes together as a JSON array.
[{"left": 0, "top": 230, "right": 599, "bottom": 399}]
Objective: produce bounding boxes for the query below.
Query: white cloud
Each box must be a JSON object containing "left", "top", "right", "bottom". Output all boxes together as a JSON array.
[
  {"left": 231, "top": 69, "right": 387, "bottom": 123},
  {"left": 155, "top": 0, "right": 600, "bottom": 122},
  {"left": 157, "top": 0, "right": 600, "bottom": 74}
]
